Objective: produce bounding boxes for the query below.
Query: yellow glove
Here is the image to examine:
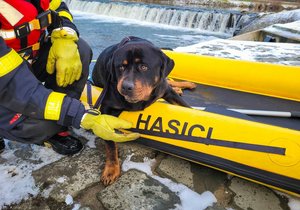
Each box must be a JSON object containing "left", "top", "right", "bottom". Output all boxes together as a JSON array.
[
  {"left": 47, "top": 27, "right": 82, "bottom": 87},
  {"left": 81, "top": 109, "right": 140, "bottom": 142}
]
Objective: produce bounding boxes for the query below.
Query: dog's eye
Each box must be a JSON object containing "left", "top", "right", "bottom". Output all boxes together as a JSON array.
[{"left": 138, "top": 64, "right": 148, "bottom": 72}]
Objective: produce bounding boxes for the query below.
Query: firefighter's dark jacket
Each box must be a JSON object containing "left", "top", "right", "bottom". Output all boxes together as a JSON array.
[{"left": 0, "top": 1, "right": 86, "bottom": 130}]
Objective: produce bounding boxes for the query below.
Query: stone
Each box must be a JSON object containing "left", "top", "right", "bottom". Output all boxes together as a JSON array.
[
  {"left": 118, "top": 142, "right": 158, "bottom": 163},
  {"left": 229, "top": 177, "right": 283, "bottom": 210},
  {"left": 33, "top": 148, "right": 104, "bottom": 202},
  {"left": 156, "top": 155, "right": 194, "bottom": 189},
  {"left": 4, "top": 198, "right": 50, "bottom": 210},
  {"left": 74, "top": 182, "right": 105, "bottom": 210},
  {"left": 98, "top": 169, "right": 180, "bottom": 210},
  {"left": 191, "top": 164, "right": 228, "bottom": 194},
  {"left": 213, "top": 185, "right": 234, "bottom": 208}
]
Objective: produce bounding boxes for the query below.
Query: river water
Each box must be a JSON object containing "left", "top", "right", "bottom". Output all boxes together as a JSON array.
[{"left": 66, "top": 0, "right": 256, "bottom": 59}]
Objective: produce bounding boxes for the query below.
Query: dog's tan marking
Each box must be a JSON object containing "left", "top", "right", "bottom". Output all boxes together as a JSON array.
[
  {"left": 134, "top": 58, "right": 141, "bottom": 63},
  {"left": 122, "top": 60, "right": 128, "bottom": 65},
  {"left": 167, "top": 80, "right": 197, "bottom": 95},
  {"left": 168, "top": 80, "right": 197, "bottom": 89},
  {"left": 117, "top": 77, "right": 153, "bottom": 102},
  {"left": 101, "top": 143, "right": 120, "bottom": 186},
  {"left": 136, "top": 80, "right": 153, "bottom": 101},
  {"left": 117, "top": 77, "right": 124, "bottom": 94}
]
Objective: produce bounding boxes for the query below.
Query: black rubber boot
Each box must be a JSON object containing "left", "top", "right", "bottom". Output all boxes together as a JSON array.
[
  {"left": 0, "top": 137, "right": 5, "bottom": 154},
  {"left": 43, "top": 131, "right": 84, "bottom": 155}
]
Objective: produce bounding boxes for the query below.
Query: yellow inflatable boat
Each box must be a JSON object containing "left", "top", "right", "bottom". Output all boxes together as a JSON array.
[{"left": 81, "top": 51, "right": 300, "bottom": 197}]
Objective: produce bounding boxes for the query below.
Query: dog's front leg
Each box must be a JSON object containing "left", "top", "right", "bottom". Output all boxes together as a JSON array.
[
  {"left": 163, "top": 86, "right": 191, "bottom": 107},
  {"left": 101, "top": 140, "right": 120, "bottom": 185},
  {"left": 100, "top": 107, "right": 123, "bottom": 186}
]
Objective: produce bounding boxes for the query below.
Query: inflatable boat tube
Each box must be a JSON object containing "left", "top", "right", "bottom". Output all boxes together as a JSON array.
[{"left": 81, "top": 51, "right": 300, "bottom": 197}]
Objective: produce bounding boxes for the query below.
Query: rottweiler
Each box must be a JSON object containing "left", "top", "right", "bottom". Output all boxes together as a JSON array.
[{"left": 92, "top": 36, "right": 195, "bottom": 185}]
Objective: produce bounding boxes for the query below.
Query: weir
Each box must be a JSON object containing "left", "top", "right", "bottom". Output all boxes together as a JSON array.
[{"left": 65, "top": 0, "right": 257, "bottom": 35}]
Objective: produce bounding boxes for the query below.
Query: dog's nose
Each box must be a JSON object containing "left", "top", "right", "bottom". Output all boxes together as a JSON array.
[{"left": 122, "top": 81, "right": 134, "bottom": 93}]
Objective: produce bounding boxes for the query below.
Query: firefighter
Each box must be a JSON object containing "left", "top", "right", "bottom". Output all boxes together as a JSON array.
[{"left": 0, "top": 0, "right": 139, "bottom": 155}]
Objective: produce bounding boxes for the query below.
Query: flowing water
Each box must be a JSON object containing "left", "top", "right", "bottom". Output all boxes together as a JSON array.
[{"left": 65, "top": 0, "right": 257, "bottom": 58}]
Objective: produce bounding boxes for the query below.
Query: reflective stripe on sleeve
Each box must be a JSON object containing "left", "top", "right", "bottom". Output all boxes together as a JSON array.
[
  {"left": 58, "top": 10, "right": 73, "bottom": 22},
  {"left": 0, "top": 49, "right": 23, "bottom": 77},
  {"left": 49, "top": 0, "right": 62, "bottom": 10},
  {"left": 44, "top": 92, "right": 66, "bottom": 120}
]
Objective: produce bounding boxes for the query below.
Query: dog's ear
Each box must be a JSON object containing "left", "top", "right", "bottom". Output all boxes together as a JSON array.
[
  {"left": 106, "top": 57, "right": 117, "bottom": 83},
  {"left": 160, "top": 51, "right": 175, "bottom": 78}
]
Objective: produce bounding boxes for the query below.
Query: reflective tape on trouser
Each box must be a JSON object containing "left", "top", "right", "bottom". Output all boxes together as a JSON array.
[
  {"left": 0, "top": 49, "right": 23, "bottom": 77},
  {"left": 44, "top": 92, "right": 66, "bottom": 120}
]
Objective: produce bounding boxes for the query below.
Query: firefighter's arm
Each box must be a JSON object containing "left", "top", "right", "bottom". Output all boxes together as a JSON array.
[
  {"left": 0, "top": 39, "right": 139, "bottom": 142},
  {"left": 0, "top": 37, "right": 82, "bottom": 127},
  {"left": 49, "top": 0, "right": 78, "bottom": 34}
]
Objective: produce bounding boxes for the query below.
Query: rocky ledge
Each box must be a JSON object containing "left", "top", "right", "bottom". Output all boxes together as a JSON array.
[{"left": 1, "top": 128, "right": 298, "bottom": 210}]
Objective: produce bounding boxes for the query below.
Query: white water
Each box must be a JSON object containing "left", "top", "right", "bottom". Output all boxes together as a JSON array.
[{"left": 65, "top": 0, "right": 254, "bottom": 34}]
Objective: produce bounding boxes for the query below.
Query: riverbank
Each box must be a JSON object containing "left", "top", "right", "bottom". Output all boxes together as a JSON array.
[{"left": 2, "top": 129, "right": 300, "bottom": 210}]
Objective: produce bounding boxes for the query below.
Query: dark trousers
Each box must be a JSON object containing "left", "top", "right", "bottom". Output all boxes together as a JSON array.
[{"left": 1, "top": 38, "right": 92, "bottom": 144}]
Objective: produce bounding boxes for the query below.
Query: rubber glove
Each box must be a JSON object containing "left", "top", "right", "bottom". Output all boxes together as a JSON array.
[
  {"left": 81, "top": 109, "right": 140, "bottom": 142},
  {"left": 47, "top": 27, "right": 82, "bottom": 87}
]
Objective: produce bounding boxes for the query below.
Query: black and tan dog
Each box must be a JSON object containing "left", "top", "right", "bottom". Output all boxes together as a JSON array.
[{"left": 92, "top": 36, "right": 195, "bottom": 185}]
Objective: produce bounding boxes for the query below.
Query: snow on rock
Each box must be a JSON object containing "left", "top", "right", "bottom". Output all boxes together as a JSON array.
[
  {"left": 239, "top": 9, "right": 300, "bottom": 34},
  {"left": 0, "top": 140, "right": 63, "bottom": 208}
]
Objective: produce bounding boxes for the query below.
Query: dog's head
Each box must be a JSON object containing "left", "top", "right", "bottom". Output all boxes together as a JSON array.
[{"left": 108, "top": 36, "right": 174, "bottom": 103}]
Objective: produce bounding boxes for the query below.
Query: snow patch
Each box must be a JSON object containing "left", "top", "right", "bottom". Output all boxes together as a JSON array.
[
  {"left": 0, "top": 140, "right": 63, "bottom": 208},
  {"left": 65, "top": 194, "right": 74, "bottom": 205}
]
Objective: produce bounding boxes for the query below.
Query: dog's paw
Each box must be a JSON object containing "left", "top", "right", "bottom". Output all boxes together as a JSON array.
[
  {"left": 184, "top": 81, "right": 197, "bottom": 89},
  {"left": 167, "top": 79, "right": 197, "bottom": 90},
  {"left": 172, "top": 87, "right": 183, "bottom": 96},
  {"left": 101, "top": 161, "right": 121, "bottom": 186},
  {"left": 168, "top": 80, "right": 197, "bottom": 96}
]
